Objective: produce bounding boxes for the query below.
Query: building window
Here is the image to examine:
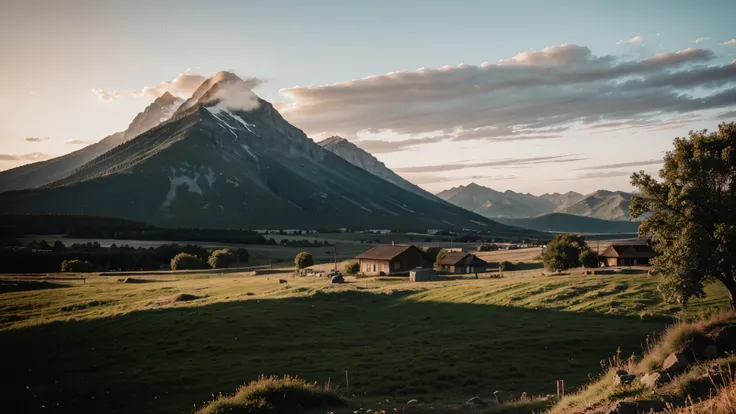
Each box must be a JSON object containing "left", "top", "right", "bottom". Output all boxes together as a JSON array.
[{"left": 372, "top": 264, "right": 376, "bottom": 272}]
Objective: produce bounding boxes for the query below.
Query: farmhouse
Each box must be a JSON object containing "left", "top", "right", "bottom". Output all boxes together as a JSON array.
[
  {"left": 599, "top": 239, "right": 656, "bottom": 267},
  {"left": 437, "top": 252, "right": 488, "bottom": 274},
  {"left": 356, "top": 244, "right": 428, "bottom": 275}
]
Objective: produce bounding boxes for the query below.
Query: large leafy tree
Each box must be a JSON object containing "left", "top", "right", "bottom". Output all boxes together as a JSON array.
[
  {"left": 541, "top": 234, "right": 589, "bottom": 271},
  {"left": 631, "top": 123, "right": 736, "bottom": 310}
]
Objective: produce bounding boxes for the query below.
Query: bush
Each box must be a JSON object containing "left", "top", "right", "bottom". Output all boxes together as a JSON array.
[
  {"left": 60, "top": 259, "right": 93, "bottom": 273},
  {"left": 434, "top": 249, "right": 448, "bottom": 267},
  {"left": 343, "top": 261, "right": 360, "bottom": 275},
  {"left": 208, "top": 248, "right": 237, "bottom": 269},
  {"left": 500, "top": 260, "right": 515, "bottom": 271},
  {"left": 235, "top": 248, "right": 249, "bottom": 263},
  {"left": 171, "top": 253, "right": 206, "bottom": 270},
  {"left": 541, "top": 234, "right": 589, "bottom": 272},
  {"left": 294, "top": 252, "right": 314, "bottom": 269},
  {"left": 197, "top": 375, "right": 345, "bottom": 414},
  {"left": 580, "top": 249, "right": 599, "bottom": 268}
]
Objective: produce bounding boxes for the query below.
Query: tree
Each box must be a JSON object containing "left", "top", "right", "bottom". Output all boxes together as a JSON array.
[
  {"left": 53, "top": 240, "right": 66, "bottom": 252},
  {"left": 343, "top": 261, "right": 360, "bottom": 275},
  {"left": 541, "top": 234, "right": 588, "bottom": 271},
  {"left": 579, "top": 250, "right": 599, "bottom": 268},
  {"left": 235, "top": 248, "right": 249, "bottom": 263},
  {"left": 294, "top": 252, "right": 314, "bottom": 269},
  {"left": 171, "top": 253, "right": 206, "bottom": 270},
  {"left": 631, "top": 123, "right": 736, "bottom": 310},
  {"left": 61, "top": 259, "right": 93, "bottom": 273},
  {"left": 208, "top": 248, "right": 237, "bottom": 269},
  {"left": 434, "top": 249, "right": 448, "bottom": 267}
]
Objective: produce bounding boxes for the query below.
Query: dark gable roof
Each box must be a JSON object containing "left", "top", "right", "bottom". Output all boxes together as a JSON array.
[
  {"left": 356, "top": 245, "right": 419, "bottom": 261},
  {"left": 600, "top": 239, "right": 655, "bottom": 259},
  {"left": 438, "top": 252, "right": 487, "bottom": 266}
]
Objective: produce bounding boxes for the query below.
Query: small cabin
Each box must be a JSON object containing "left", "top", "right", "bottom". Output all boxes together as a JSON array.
[
  {"left": 437, "top": 252, "right": 488, "bottom": 274},
  {"left": 356, "top": 244, "right": 428, "bottom": 275},
  {"left": 599, "top": 239, "right": 656, "bottom": 267}
]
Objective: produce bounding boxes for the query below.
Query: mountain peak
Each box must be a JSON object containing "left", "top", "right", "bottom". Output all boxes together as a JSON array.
[{"left": 318, "top": 136, "right": 349, "bottom": 147}]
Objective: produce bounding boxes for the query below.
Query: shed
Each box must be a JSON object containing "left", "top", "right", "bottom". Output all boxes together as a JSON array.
[
  {"left": 410, "top": 267, "right": 438, "bottom": 282},
  {"left": 437, "top": 252, "right": 488, "bottom": 274},
  {"left": 356, "top": 244, "right": 428, "bottom": 276},
  {"left": 599, "top": 239, "right": 656, "bottom": 267}
]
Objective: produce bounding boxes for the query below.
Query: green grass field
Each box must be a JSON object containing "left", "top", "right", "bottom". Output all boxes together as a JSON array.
[{"left": 0, "top": 269, "right": 730, "bottom": 413}]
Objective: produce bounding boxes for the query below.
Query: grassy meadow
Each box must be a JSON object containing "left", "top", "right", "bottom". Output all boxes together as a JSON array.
[{"left": 0, "top": 263, "right": 731, "bottom": 413}]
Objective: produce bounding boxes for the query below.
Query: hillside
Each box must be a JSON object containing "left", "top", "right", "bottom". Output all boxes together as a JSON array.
[
  {"left": 496, "top": 212, "right": 640, "bottom": 234},
  {"left": 538, "top": 191, "right": 585, "bottom": 210},
  {"left": 0, "top": 93, "right": 183, "bottom": 193},
  {"left": 0, "top": 72, "right": 531, "bottom": 234},
  {"left": 559, "top": 190, "right": 636, "bottom": 221},
  {"left": 436, "top": 182, "right": 557, "bottom": 219},
  {"left": 318, "top": 136, "right": 442, "bottom": 202}
]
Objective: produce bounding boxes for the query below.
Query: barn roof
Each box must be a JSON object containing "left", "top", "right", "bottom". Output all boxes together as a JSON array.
[
  {"left": 356, "top": 244, "right": 419, "bottom": 260},
  {"left": 437, "top": 252, "right": 487, "bottom": 266},
  {"left": 600, "top": 239, "right": 655, "bottom": 259}
]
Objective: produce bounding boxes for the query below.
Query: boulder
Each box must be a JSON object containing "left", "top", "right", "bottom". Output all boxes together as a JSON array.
[
  {"left": 466, "top": 396, "right": 487, "bottom": 408},
  {"left": 639, "top": 371, "right": 669, "bottom": 389},
  {"left": 703, "top": 344, "right": 718, "bottom": 360},
  {"left": 613, "top": 371, "right": 637, "bottom": 387},
  {"left": 684, "top": 333, "right": 717, "bottom": 361},
  {"left": 709, "top": 325, "right": 736, "bottom": 355},
  {"left": 662, "top": 351, "right": 689, "bottom": 374}
]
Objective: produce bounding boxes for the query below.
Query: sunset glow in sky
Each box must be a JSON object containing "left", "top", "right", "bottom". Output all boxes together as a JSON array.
[{"left": 2, "top": 0, "right": 735, "bottom": 194}]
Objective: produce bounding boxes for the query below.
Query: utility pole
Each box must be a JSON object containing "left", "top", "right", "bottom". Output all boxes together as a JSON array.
[{"left": 333, "top": 244, "right": 338, "bottom": 272}]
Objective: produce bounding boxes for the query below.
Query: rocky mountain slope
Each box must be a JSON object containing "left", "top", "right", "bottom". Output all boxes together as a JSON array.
[
  {"left": 318, "top": 136, "right": 441, "bottom": 202},
  {"left": 558, "top": 190, "right": 636, "bottom": 221},
  {"left": 0, "top": 92, "right": 183, "bottom": 193},
  {"left": 0, "top": 72, "right": 533, "bottom": 234},
  {"left": 496, "top": 212, "right": 639, "bottom": 234},
  {"left": 538, "top": 191, "right": 585, "bottom": 210},
  {"left": 436, "top": 182, "right": 558, "bottom": 219}
]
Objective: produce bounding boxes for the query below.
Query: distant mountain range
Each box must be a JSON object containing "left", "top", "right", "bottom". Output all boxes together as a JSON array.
[
  {"left": 0, "top": 72, "right": 533, "bottom": 235},
  {"left": 538, "top": 191, "right": 585, "bottom": 210},
  {"left": 0, "top": 92, "right": 183, "bottom": 193},
  {"left": 496, "top": 213, "right": 639, "bottom": 234},
  {"left": 557, "top": 190, "right": 634, "bottom": 221}
]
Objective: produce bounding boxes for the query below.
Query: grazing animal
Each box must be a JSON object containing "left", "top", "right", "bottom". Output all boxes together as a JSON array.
[{"left": 279, "top": 279, "right": 288, "bottom": 284}]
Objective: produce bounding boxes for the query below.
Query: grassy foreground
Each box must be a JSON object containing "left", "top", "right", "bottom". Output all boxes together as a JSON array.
[{"left": 0, "top": 269, "right": 730, "bottom": 413}]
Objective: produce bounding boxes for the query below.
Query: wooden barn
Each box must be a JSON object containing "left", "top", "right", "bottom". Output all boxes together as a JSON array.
[
  {"left": 599, "top": 239, "right": 656, "bottom": 267},
  {"left": 356, "top": 244, "right": 428, "bottom": 276},
  {"left": 437, "top": 252, "right": 488, "bottom": 274}
]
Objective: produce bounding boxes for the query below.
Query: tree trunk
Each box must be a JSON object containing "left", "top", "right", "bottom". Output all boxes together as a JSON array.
[{"left": 721, "top": 276, "right": 736, "bottom": 311}]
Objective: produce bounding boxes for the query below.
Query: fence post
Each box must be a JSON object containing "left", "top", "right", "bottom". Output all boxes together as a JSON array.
[{"left": 345, "top": 370, "right": 349, "bottom": 392}]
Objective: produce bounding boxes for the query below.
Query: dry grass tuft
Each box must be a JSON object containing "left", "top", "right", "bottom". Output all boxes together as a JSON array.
[{"left": 195, "top": 375, "right": 345, "bottom": 414}]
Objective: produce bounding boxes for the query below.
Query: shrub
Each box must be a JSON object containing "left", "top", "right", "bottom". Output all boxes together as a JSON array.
[
  {"left": 235, "top": 248, "right": 249, "bottom": 263},
  {"left": 60, "top": 259, "right": 93, "bottom": 273},
  {"left": 434, "top": 249, "right": 448, "bottom": 267},
  {"left": 197, "top": 375, "right": 345, "bottom": 414},
  {"left": 171, "top": 253, "right": 206, "bottom": 270},
  {"left": 580, "top": 249, "right": 599, "bottom": 268},
  {"left": 500, "top": 260, "right": 515, "bottom": 271},
  {"left": 294, "top": 252, "right": 314, "bottom": 269},
  {"left": 343, "top": 261, "right": 360, "bottom": 275},
  {"left": 208, "top": 248, "right": 237, "bottom": 269}
]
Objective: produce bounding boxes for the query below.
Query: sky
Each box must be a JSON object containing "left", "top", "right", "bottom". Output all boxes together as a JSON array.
[{"left": 2, "top": 0, "right": 735, "bottom": 195}]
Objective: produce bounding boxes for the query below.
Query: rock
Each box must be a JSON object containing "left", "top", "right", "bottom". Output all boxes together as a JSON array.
[
  {"left": 466, "top": 396, "right": 487, "bottom": 408},
  {"left": 639, "top": 371, "right": 669, "bottom": 388},
  {"left": 703, "top": 344, "right": 718, "bottom": 360},
  {"left": 685, "top": 333, "right": 717, "bottom": 361},
  {"left": 605, "top": 400, "right": 667, "bottom": 414},
  {"left": 330, "top": 275, "right": 345, "bottom": 284},
  {"left": 406, "top": 399, "right": 420, "bottom": 406},
  {"left": 662, "top": 351, "right": 690, "bottom": 374},
  {"left": 613, "top": 372, "right": 636, "bottom": 387},
  {"left": 709, "top": 325, "right": 736, "bottom": 355}
]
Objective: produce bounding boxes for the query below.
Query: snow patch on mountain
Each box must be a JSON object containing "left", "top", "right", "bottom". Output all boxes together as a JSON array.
[{"left": 162, "top": 168, "right": 204, "bottom": 209}]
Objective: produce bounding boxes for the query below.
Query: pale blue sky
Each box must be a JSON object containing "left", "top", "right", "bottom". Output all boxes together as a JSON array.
[{"left": 2, "top": 0, "right": 735, "bottom": 194}]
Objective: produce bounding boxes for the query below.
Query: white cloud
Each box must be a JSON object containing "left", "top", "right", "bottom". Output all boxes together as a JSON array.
[
  {"left": 725, "top": 39, "right": 736, "bottom": 45},
  {"left": 66, "top": 139, "right": 92, "bottom": 145},
  {"left": 694, "top": 37, "right": 710, "bottom": 43},
  {"left": 92, "top": 72, "right": 207, "bottom": 101},
  {"left": 617, "top": 36, "right": 644, "bottom": 45},
  {"left": 277, "top": 44, "right": 733, "bottom": 140}
]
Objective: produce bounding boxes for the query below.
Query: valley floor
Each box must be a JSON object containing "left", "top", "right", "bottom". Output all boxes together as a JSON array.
[{"left": 0, "top": 269, "right": 730, "bottom": 413}]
